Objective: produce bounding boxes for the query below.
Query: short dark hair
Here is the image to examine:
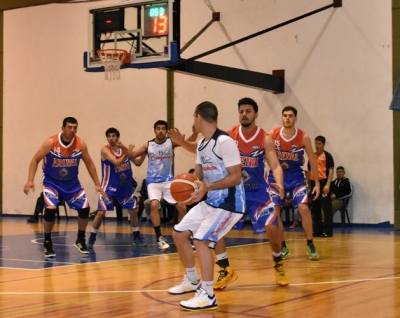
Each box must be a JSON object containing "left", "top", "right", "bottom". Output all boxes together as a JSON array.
[
  {"left": 337, "top": 166, "right": 345, "bottom": 172},
  {"left": 195, "top": 101, "right": 218, "bottom": 123},
  {"left": 154, "top": 120, "right": 168, "bottom": 130},
  {"left": 238, "top": 97, "right": 258, "bottom": 113},
  {"left": 105, "top": 127, "right": 120, "bottom": 138},
  {"left": 63, "top": 117, "right": 78, "bottom": 127},
  {"left": 315, "top": 135, "right": 326, "bottom": 144},
  {"left": 282, "top": 106, "right": 297, "bottom": 116}
]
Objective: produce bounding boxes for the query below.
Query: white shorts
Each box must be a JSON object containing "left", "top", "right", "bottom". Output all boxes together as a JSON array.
[
  {"left": 147, "top": 181, "right": 176, "bottom": 204},
  {"left": 174, "top": 201, "right": 243, "bottom": 247}
]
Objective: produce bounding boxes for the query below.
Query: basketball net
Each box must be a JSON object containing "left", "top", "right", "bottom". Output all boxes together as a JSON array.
[{"left": 97, "top": 49, "right": 127, "bottom": 80}]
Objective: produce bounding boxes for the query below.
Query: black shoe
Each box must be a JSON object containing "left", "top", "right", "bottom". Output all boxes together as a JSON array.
[
  {"left": 27, "top": 216, "right": 39, "bottom": 223},
  {"left": 75, "top": 239, "right": 90, "bottom": 254},
  {"left": 44, "top": 240, "right": 56, "bottom": 259}
]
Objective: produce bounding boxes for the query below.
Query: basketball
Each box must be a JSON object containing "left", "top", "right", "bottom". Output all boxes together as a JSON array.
[{"left": 170, "top": 173, "right": 198, "bottom": 204}]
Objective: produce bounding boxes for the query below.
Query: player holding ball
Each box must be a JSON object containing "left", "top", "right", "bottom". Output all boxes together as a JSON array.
[{"left": 167, "top": 101, "right": 246, "bottom": 311}]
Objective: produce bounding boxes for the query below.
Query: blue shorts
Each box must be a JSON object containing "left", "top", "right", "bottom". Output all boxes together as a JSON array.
[
  {"left": 233, "top": 189, "right": 278, "bottom": 234},
  {"left": 268, "top": 184, "right": 308, "bottom": 208},
  {"left": 42, "top": 177, "right": 89, "bottom": 210},
  {"left": 98, "top": 192, "right": 137, "bottom": 211}
]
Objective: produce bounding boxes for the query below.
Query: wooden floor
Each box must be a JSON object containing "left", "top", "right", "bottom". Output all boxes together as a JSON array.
[{"left": 0, "top": 217, "right": 399, "bottom": 317}]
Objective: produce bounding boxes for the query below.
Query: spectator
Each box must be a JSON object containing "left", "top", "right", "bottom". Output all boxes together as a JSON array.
[
  {"left": 331, "top": 166, "right": 352, "bottom": 213},
  {"left": 307, "top": 135, "right": 335, "bottom": 237}
]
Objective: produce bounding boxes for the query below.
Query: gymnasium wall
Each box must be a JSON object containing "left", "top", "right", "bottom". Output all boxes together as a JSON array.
[{"left": 3, "top": 0, "right": 393, "bottom": 224}]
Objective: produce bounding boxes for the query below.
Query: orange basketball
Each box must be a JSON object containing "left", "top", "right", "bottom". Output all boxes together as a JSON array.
[{"left": 170, "top": 173, "right": 198, "bottom": 204}]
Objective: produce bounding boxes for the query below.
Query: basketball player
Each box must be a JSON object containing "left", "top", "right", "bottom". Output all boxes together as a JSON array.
[
  {"left": 169, "top": 98, "right": 288, "bottom": 288},
  {"left": 267, "top": 106, "right": 321, "bottom": 260},
  {"left": 168, "top": 101, "right": 245, "bottom": 311},
  {"left": 118, "top": 120, "right": 196, "bottom": 251},
  {"left": 23, "top": 117, "right": 106, "bottom": 259},
  {"left": 87, "top": 128, "right": 147, "bottom": 249}
]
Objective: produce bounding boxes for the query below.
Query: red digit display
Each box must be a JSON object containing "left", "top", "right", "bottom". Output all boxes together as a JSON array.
[{"left": 144, "top": 4, "right": 168, "bottom": 37}]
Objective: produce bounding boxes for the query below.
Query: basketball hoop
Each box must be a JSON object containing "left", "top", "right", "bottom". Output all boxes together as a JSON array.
[{"left": 97, "top": 49, "right": 128, "bottom": 80}]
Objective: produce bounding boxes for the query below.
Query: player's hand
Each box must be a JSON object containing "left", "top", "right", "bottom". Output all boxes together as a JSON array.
[
  {"left": 168, "top": 128, "right": 185, "bottom": 145},
  {"left": 96, "top": 186, "right": 109, "bottom": 200},
  {"left": 23, "top": 181, "right": 35, "bottom": 195},
  {"left": 270, "top": 183, "right": 284, "bottom": 199},
  {"left": 312, "top": 183, "right": 320, "bottom": 200},
  {"left": 116, "top": 141, "right": 127, "bottom": 150},
  {"left": 190, "top": 180, "right": 206, "bottom": 203}
]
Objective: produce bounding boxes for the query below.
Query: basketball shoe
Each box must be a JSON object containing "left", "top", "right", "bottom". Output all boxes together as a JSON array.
[
  {"left": 274, "top": 261, "right": 289, "bottom": 286},
  {"left": 44, "top": 240, "right": 56, "bottom": 259},
  {"left": 158, "top": 236, "right": 170, "bottom": 251},
  {"left": 282, "top": 246, "right": 290, "bottom": 259},
  {"left": 307, "top": 244, "right": 320, "bottom": 260},
  {"left": 168, "top": 275, "right": 201, "bottom": 295},
  {"left": 75, "top": 239, "right": 90, "bottom": 254},
  {"left": 87, "top": 235, "right": 96, "bottom": 249},
  {"left": 214, "top": 266, "right": 238, "bottom": 290},
  {"left": 179, "top": 288, "right": 218, "bottom": 311},
  {"left": 133, "top": 235, "right": 147, "bottom": 247}
]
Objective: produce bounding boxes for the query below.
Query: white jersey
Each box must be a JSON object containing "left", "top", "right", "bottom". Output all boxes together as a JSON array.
[
  {"left": 146, "top": 138, "right": 174, "bottom": 184},
  {"left": 196, "top": 129, "right": 246, "bottom": 213}
]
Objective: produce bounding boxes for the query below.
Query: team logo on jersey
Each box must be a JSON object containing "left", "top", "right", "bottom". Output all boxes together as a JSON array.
[
  {"left": 291, "top": 144, "right": 299, "bottom": 148},
  {"left": 71, "top": 149, "right": 81, "bottom": 157},
  {"left": 252, "top": 145, "right": 260, "bottom": 150},
  {"left": 119, "top": 173, "right": 127, "bottom": 181},
  {"left": 274, "top": 140, "right": 280, "bottom": 147},
  {"left": 241, "top": 170, "right": 251, "bottom": 182},
  {"left": 150, "top": 150, "right": 172, "bottom": 161},
  {"left": 201, "top": 155, "right": 213, "bottom": 164},
  {"left": 58, "top": 168, "right": 68, "bottom": 177}
]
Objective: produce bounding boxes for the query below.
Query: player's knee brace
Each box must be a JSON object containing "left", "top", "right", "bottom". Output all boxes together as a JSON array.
[
  {"left": 78, "top": 207, "right": 90, "bottom": 219},
  {"left": 43, "top": 208, "right": 56, "bottom": 222}
]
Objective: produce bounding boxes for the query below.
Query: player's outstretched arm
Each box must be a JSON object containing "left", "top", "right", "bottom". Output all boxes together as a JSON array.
[
  {"left": 131, "top": 152, "right": 147, "bottom": 167},
  {"left": 168, "top": 128, "right": 197, "bottom": 154},
  {"left": 117, "top": 141, "right": 147, "bottom": 160},
  {"left": 23, "top": 138, "right": 53, "bottom": 195}
]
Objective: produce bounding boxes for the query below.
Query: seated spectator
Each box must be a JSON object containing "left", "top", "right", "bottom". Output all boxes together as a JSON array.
[{"left": 330, "top": 166, "right": 352, "bottom": 213}]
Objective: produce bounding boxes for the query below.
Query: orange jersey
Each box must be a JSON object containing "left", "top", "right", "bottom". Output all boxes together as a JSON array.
[{"left": 230, "top": 125, "right": 268, "bottom": 191}]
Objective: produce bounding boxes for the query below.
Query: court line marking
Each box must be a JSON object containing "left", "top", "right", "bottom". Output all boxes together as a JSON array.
[{"left": 0, "top": 275, "right": 399, "bottom": 295}]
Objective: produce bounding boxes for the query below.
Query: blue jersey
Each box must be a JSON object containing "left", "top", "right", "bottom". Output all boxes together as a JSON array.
[
  {"left": 146, "top": 138, "right": 174, "bottom": 184},
  {"left": 100, "top": 146, "right": 134, "bottom": 197},
  {"left": 42, "top": 133, "right": 82, "bottom": 181},
  {"left": 196, "top": 129, "right": 245, "bottom": 213}
]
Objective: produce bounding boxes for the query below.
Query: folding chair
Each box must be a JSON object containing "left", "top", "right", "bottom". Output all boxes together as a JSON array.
[{"left": 339, "top": 184, "right": 354, "bottom": 228}]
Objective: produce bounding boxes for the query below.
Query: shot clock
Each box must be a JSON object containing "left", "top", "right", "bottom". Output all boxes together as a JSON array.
[
  {"left": 86, "top": 0, "right": 178, "bottom": 70},
  {"left": 143, "top": 4, "right": 169, "bottom": 37}
]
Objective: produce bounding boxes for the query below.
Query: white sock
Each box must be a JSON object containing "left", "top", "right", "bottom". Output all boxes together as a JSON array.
[
  {"left": 201, "top": 281, "right": 214, "bottom": 297},
  {"left": 186, "top": 267, "right": 200, "bottom": 283},
  {"left": 216, "top": 252, "right": 228, "bottom": 261}
]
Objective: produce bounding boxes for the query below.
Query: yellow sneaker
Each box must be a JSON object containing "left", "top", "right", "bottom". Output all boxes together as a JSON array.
[
  {"left": 214, "top": 266, "right": 238, "bottom": 290},
  {"left": 274, "top": 261, "right": 289, "bottom": 286}
]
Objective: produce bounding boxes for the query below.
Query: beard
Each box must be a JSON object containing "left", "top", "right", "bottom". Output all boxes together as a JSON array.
[{"left": 241, "top": 122, "right": 251, "bottom": 128}]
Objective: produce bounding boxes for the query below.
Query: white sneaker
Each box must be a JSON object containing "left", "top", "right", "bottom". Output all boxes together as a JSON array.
[
  {"left": 158, "top": 237, "right": 170, "bottom": 251},
  {"left": 168, "top": 275, "right": 201, "bottom": 295},
  {"left": 180, "top": 288, "right": 218, "bottom": 311}
]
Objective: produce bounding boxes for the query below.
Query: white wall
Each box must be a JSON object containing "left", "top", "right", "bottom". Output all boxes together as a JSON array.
[{"left": 3, "top": 0, "right": 393, "bottom": 224}]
